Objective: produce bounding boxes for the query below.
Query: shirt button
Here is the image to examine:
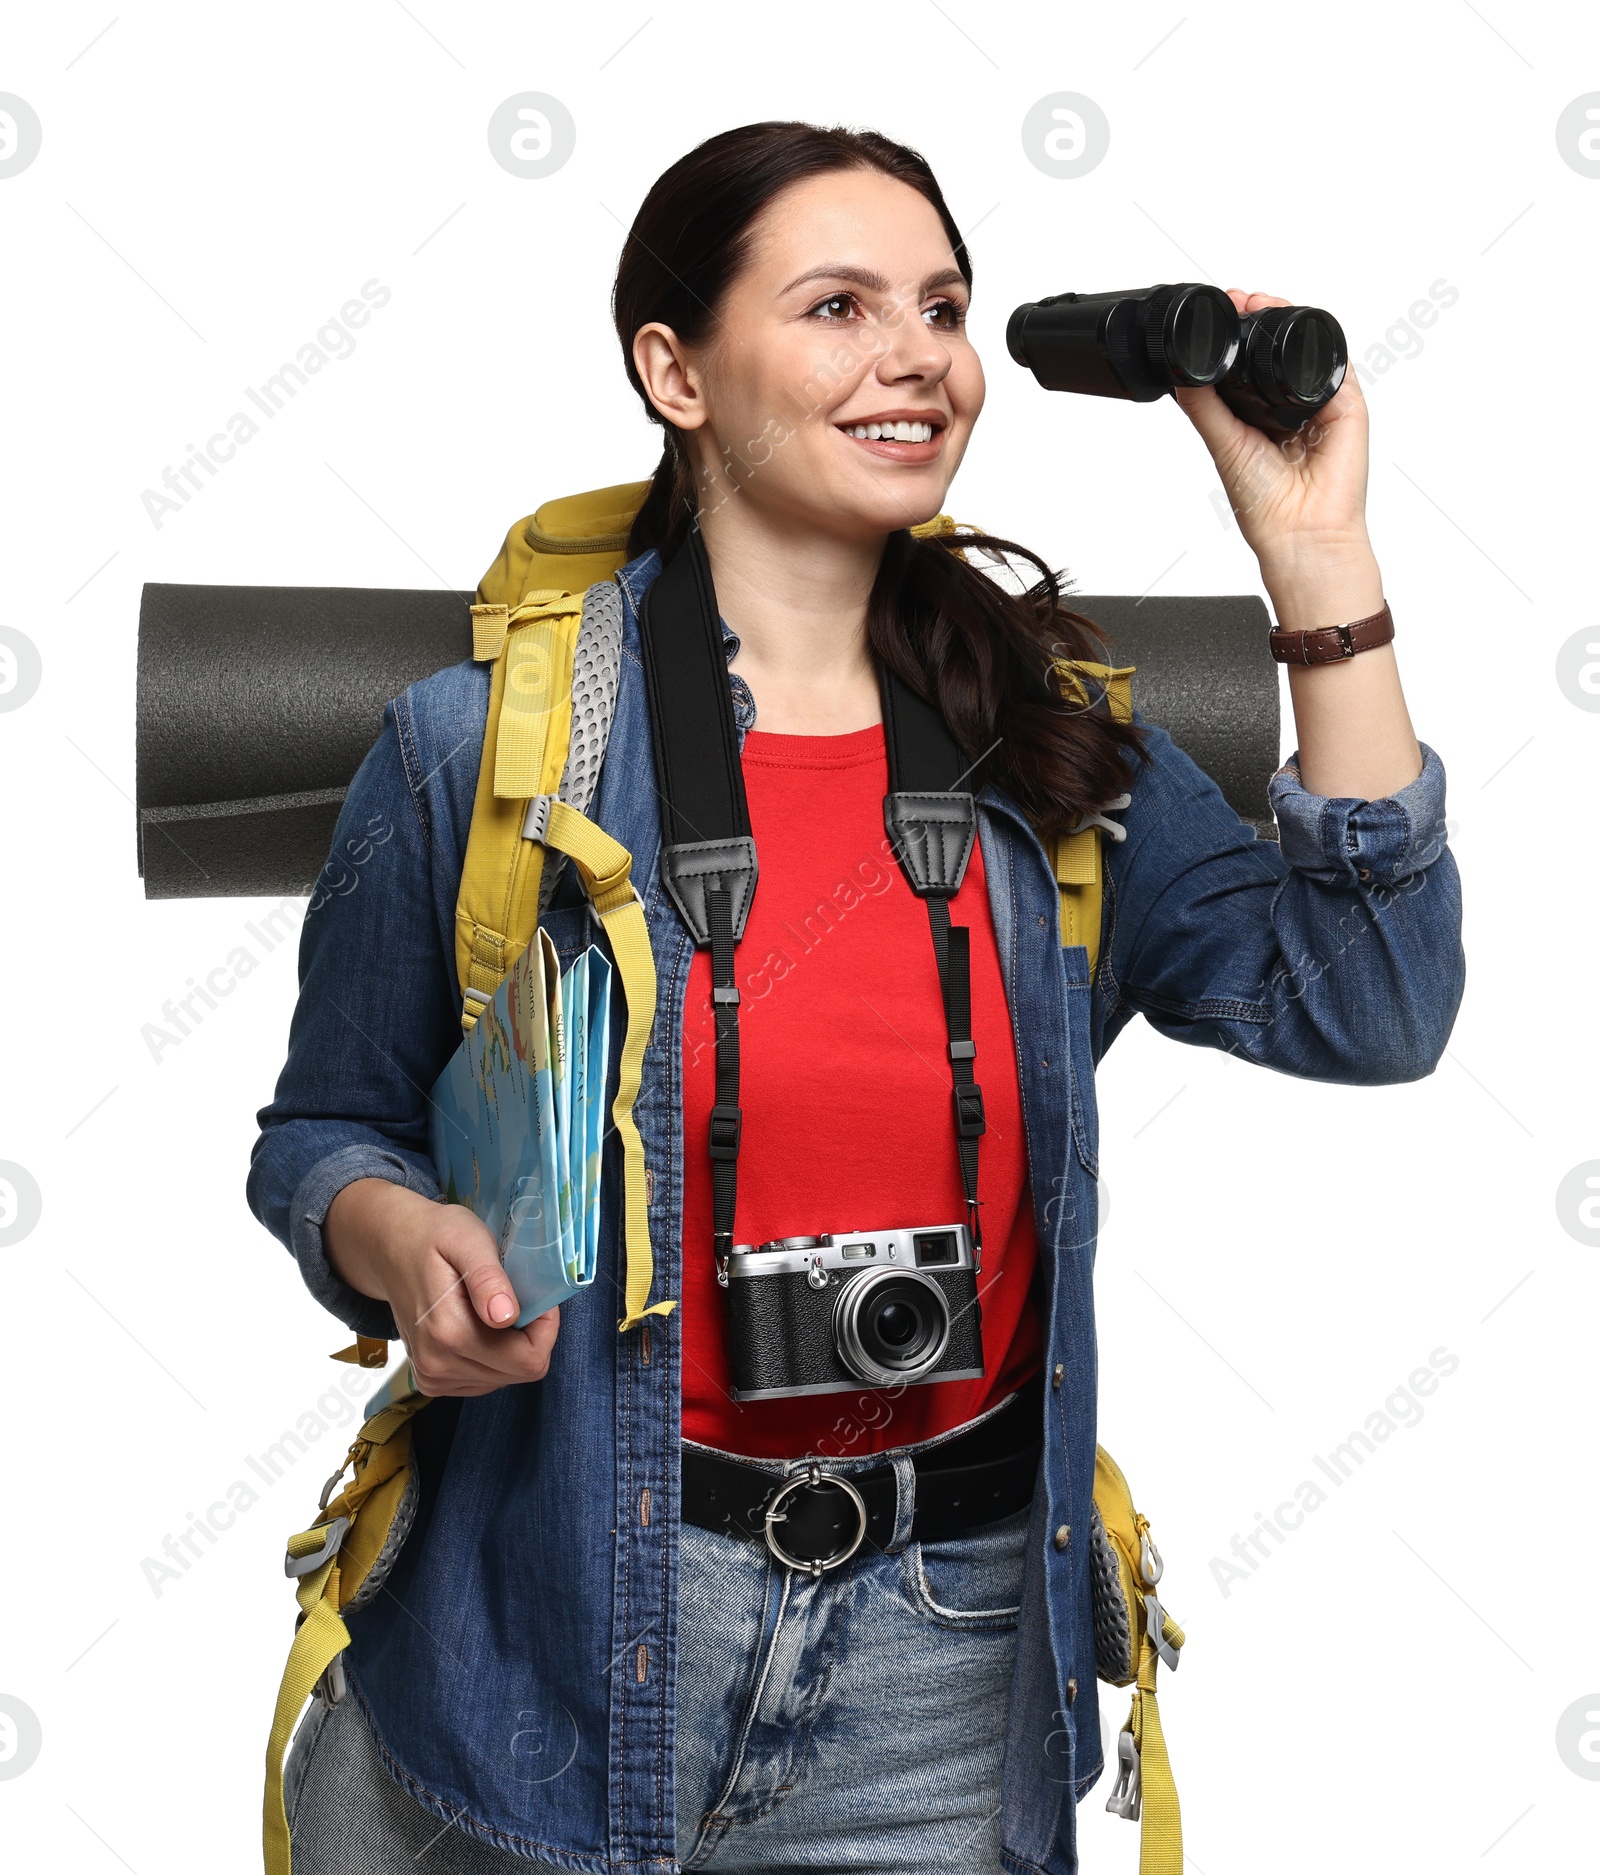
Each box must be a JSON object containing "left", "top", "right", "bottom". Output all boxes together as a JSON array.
[
  {"left": 1066, "top": 1677, "right": 1078, "bottom": 1704},
  {"left": 1052, "top": 1362, "right": 1064, "bottom": 1389},
  {"left": 1357, "top": 866, "right": 1372, "bottom": 881},
  {"left": 1054, "top": 1524, "right": 1070, "bottom": 1550}
]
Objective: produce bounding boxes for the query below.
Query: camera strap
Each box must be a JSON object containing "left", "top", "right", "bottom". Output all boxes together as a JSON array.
[{"left": 637, "top": 527, "right": 987, "bottom": 1282}]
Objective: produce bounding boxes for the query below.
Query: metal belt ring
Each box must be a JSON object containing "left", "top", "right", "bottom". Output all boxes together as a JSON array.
[{"left": 762, "top": 1463, "right": 870, "bottom": 1578}]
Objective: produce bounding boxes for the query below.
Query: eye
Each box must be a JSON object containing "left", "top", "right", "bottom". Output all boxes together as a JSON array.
[
  {"left": 922, "top": 297, "right": 967, "bottom": 331},
  {"left": 806, "top": 292, "right": 860, "bottom": 322}
]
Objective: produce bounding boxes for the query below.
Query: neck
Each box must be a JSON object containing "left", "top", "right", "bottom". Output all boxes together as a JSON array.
[{"left": 693, "top": 493, "right": 887, "bottom": 736}]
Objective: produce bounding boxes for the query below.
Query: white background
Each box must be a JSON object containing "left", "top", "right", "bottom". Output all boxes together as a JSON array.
[{"left": 1, "top": 2, "right": 1596, "bottom": 1869}]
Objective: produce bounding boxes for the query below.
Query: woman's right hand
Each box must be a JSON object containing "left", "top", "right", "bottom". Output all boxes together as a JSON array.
[{"left": 323, "top": 1178, "right": 559, "bottom": 1397}]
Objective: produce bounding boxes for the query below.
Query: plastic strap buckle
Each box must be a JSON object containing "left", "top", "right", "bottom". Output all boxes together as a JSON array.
[
  {"left": 285, "top": 1515, "right": 351, "bottom": 1579},
  {"left": 521, "top": 793, "right": 557, "bottom": 843},
  {"left": 1106, "top": 1727, "right": 1142, "bottom": 1820},
  {"left": 315, "top": 1653, "right": 347, "bottom": 1710},
  {"left": 1146, "top": 1591, "right": 1180, "bottom": 1670},
  {"left": 953, "top": 1082, "right": 986, "bottom": 1139},
  {"left": 708, "top": 1104, "right": 742, "bottom": 1160}
]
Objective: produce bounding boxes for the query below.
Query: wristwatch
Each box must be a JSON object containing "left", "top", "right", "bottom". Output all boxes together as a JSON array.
[{"left": 1268, "top": 601, "right": 1394, "bottom": 665}]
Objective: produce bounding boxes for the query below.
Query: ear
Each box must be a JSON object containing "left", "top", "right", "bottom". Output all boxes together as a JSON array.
[{"left": 633, "top": 323, "right": 708, "bottom": 434}]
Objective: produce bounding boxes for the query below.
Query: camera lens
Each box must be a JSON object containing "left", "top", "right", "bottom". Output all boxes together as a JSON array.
[
  {"left": 877, "top": 1300, "right": 920, "bottom": 1347},
  {"left": 834, "top": 1270, "right": 951, "bottom": 1386},
  {"left": 1152, "top": 284, "right": 1238, "bottom": 386}
]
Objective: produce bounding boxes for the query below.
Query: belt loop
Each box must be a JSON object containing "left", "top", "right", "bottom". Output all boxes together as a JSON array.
[{"left": 885, "top": 1454, "right": 918, "bottom": 1554}]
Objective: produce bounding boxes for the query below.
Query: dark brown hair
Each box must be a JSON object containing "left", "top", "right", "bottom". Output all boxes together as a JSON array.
[{"left": 612, "top": 120, "right": 1147, "bottom": 837}]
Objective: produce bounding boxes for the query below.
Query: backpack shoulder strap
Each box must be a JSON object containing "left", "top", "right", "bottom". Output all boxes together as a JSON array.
[
  {"left": 1048, "top": 660, "right": 1136, "bottom": 979},
  {"left": 455, "top": 587, "right": 585, "bottom": 1024},
  {"left": 456, "top": 578, "right": 668, "bottom": 1337}
]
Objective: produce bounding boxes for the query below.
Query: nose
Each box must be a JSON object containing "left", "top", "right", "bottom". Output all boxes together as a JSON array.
[{"left": 874, "top": 300, "right": 952, "bottom": 389}]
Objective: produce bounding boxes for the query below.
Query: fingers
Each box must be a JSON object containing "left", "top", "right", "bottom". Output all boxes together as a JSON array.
[
  {"left": 1225, "top": 288, "right": 1293, "bottom": 312},
  {"left": 399, "top": 1208, "right": 563, "bottom": 1395},
  {"left": 405, "top": 1300, "right": 561, "bottom": 1397},
  {"left": 364, "top": 1201, "right": 563, "bottom": 1399},
  {"left": 433, "top": 1209, "right": 520, "bottom": 1328},
  {"left": 1170, "top": 381, "right": 1254, "bottom": 460}
]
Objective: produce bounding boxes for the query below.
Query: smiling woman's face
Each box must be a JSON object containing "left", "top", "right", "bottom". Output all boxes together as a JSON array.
[{"left": 636, "top": 167, "right": 986, "bottom": 543}]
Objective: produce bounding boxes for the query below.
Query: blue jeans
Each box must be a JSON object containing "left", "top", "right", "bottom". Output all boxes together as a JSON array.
[{"left": 285, "top": 1439, "right": 1033, "bottom": 1872}]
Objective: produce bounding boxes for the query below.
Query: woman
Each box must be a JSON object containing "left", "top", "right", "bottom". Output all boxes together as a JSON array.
[{"left": 250, "top": 121, "right": 1463, "bottom": 1872}]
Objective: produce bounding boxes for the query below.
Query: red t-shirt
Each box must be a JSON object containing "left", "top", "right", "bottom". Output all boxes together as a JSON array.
[{"left": 679, "top": 721, "right": 1043, "bottom": 1460}]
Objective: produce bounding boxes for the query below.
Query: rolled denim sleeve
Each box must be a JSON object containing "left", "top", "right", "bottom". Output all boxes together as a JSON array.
[
  {"left": 1269, "top": 741, "right": 1450, "bottom": 889},
  {"left": 1099, "top": 719, "right": 1464, "bottom": 1085},
  {"left": 246, "top": 693, "right": 465, "bottom": 1338}
]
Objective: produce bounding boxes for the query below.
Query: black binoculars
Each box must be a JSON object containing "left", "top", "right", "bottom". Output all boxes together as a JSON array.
[{"left": 1007, "top": 283, "right": 1347, "bottom": 437}]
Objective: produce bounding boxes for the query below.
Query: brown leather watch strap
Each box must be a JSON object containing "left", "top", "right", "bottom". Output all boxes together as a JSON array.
[{"left": 1269, "top": 601, "right": 1394, "bottom": 665}]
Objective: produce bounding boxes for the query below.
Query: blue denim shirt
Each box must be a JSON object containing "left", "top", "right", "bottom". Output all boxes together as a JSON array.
[{"left": 248, "top": 547, "right": 1463, "bottom": 1872}]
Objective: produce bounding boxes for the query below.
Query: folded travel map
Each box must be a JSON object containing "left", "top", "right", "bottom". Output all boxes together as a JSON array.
[{"left": 428, "top": 928, "right": 611, "bottom": 1326}]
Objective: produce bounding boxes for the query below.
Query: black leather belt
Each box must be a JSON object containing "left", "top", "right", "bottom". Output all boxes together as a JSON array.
[{"left": 680, "top": 1372, "right": 1044, "bottom": 1577}]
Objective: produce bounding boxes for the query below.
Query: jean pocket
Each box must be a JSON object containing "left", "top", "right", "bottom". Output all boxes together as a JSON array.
[{"left": 902, "top": 1505, "right": 1030, "bottom": 1630}]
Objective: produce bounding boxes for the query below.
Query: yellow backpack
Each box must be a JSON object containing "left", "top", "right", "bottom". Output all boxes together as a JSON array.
[{"left": 261, "top": 484, "right": 1180, "bottom": 1875}]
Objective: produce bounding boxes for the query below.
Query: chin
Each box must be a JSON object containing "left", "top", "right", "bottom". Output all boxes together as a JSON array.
[{"left": 831, "top": 477, "right": 952, "bottom": 538}]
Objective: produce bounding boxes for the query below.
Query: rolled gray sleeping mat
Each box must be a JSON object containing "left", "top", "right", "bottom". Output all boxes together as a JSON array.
[{"left": 135, "top": 583, "right": 1278, "bottom": 901}]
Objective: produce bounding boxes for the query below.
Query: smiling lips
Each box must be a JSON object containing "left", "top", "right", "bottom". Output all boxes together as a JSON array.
[{"left": 835, "top": 412, "right": 946, "bottom": 462}]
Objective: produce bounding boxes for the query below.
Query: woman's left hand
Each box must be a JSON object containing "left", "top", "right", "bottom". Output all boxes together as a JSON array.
[{"left": 1172, "top": 289, "right": 1383, "bottom": 631}]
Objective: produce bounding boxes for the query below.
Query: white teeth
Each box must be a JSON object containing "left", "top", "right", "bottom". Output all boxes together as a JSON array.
[{"left": 848, "top": 420, "right": 934, "bottom": 443}]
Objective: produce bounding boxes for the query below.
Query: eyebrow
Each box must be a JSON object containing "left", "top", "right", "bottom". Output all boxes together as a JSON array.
[{"left": 779, "top": 264, "right": 969, "bottom": 299}]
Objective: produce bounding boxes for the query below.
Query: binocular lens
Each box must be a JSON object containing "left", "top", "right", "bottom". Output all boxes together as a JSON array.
[
  {"left": 1277, "top": 308, "right": 1342, "bottom": 404},
  {"left": 1161, "top": 286, "right": 1236, "bottom": 386},
  {"left": 1221, "top": 303, "right": 1347, "bottom": 431}
]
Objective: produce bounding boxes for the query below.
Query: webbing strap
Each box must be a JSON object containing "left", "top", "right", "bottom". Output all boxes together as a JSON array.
[
  {"left": 541, "top": 799, "right": 675, "bottom": 1331},
  {"left": 1050, "top": 658, "right": 1137, "bottom": 978},
  {"left": 262, "top": 1552, "right": 349, "bottom": 1875},
  {"left": 926, "top": 897, "right": 983, "bottom": 1250},
  {"left": 1053, "top": 824, "right": 1103, "bottom": 959},
  {"left": 706, "top": 886, "right": 741, "bottom": 1280},
  {"left": 1130, "top": 1631, "right": 1183, "bottom": 1875},
  {"left": 880, "top": 662, "right": 987, "bottom": 1254}
]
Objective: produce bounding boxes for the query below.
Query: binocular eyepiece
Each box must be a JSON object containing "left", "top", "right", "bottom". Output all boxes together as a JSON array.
[{"left": 1006, "top": 283, "right": 1347, "bottom": 436}]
